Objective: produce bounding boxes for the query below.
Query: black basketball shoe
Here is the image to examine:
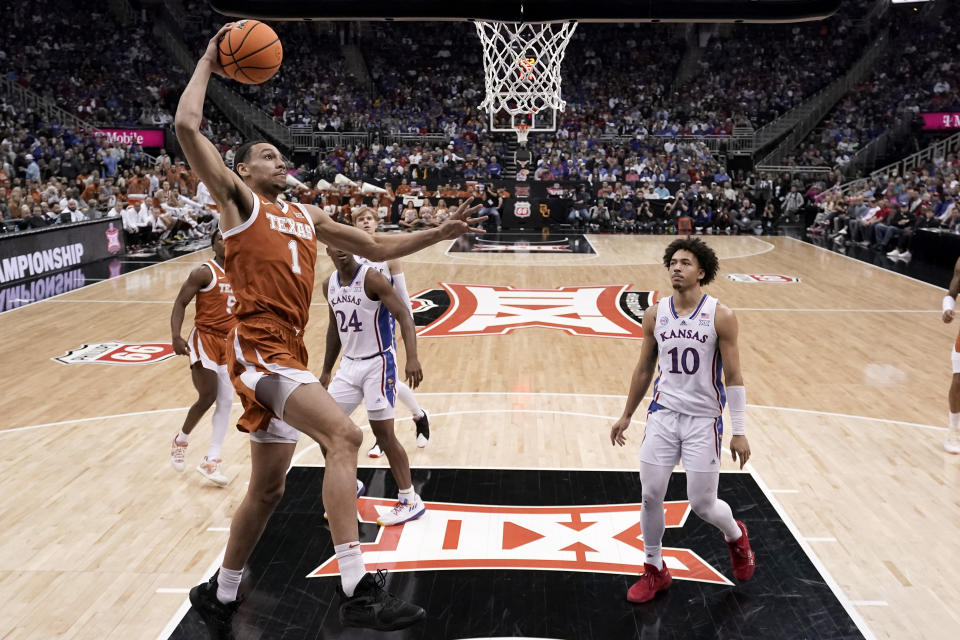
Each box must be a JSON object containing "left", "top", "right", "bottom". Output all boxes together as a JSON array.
[
  {"left": 338, "top": 570, "right": 426, "bottom": 631},
  {"left": 414, "top": 411, "right": 430, "bottom": 448},
  {"left": 189, "top": 573, "right": 240, "bottom": 640}
]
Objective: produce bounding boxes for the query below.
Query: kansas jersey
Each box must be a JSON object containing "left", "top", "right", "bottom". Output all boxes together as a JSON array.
[
  {"left": 222, "top": 190, "right": 317, "bottom": 331},
  {"left": 355, "top": 255, "right": 392, "bottom": 283},
  {"left": 649, "top": 294, "right": 726, "bottom": 417},
  {"left": 327, "top": 264, "right": 393, "bottom": 359}
]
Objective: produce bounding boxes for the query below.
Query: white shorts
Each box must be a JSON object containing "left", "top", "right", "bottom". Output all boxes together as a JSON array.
[
  {"left": 952, "top": 349, "right": 960, "bottom": 374},
  {"left": 327, "top": 351, "right": 398, "bottom": 421},
  {"left": 639, "top": 408, "right": 723, "bottom": 473},
  {"left": 250, "top": 417, "right": 301, "bottom": 445}
]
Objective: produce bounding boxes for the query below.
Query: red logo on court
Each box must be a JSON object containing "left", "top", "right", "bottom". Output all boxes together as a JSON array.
[
  {"left": 53, "top": 341, "right": 176, "bottom": 365},
  {"left": 410, "top": 284, "right": 656, "bottom": 339},
  {"left": 309, "top": 497, "right": 731, "bottom": 585}
]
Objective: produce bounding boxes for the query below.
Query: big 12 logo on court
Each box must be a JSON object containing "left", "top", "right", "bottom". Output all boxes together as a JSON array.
[
  {"left": 53, "top": 341, "right": 176, "bottom": 365},
  {"left": 409, "top": 283, "right": 656, "bottom": 339}
]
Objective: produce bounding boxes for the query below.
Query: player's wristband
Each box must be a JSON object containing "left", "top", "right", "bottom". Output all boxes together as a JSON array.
[
  {"left": 943, "top": 295, "right": 956, "bottom": 313},
  {"left": 727, "top": 385, "right": 746, "bottom": 436}
]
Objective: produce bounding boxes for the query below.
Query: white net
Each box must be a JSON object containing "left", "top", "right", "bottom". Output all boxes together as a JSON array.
[{"left": 474, "top": 20, "right": 578, "bottom": 139}]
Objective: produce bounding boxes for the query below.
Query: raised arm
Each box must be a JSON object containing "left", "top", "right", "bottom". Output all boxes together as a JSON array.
[
  {"left": 365, "top": 270, "right": 422, "bottom": 388},
  {"left": 309, "top": 200, "right": 485, "bottom": 262},
  {"left": 610, "top": 304, "right": 660, "bottom": 446},
  {"left": 173, "top": 24, "right": 250, "bottom": 229},
  {"left": 171, "top": 265, "right": 213, "bottom": 356}
]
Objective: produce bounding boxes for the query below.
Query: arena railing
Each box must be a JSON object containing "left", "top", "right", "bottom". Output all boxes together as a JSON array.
[{"left": 836, "top": 130, "right": 960, "bottom": 196}]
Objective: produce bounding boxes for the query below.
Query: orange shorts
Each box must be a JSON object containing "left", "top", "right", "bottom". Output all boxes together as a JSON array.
[
  {"left": 227, "top": 316, "right": 319, "bottom": 433},
  {"left": 188, "top": 327, "right": 229, "bottom": 370}
]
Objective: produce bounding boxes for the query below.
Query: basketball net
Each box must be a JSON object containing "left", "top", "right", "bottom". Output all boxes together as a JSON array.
[{"left": 474, "top": 20, "right": 578, "bottom": 146}]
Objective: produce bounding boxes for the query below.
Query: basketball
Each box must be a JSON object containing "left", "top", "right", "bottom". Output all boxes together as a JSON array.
[{"left": 217, "top": 20, "right": 282, "bottom": 85}]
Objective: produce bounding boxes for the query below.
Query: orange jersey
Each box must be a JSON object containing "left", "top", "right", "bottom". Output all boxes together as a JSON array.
[
  {"left": 223, "top": 190, "right": 317, "bottom": 331},
  {"left": 194, "top": 259, "right": 237, "bottom": 337}
]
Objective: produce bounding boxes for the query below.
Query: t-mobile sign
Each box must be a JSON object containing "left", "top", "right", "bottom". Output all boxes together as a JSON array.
[
  {"left": 93, "top": 128, "right": 165, "bottom": 147},
  {"left": 920, "top": 113, "right": 960, "bottom": 130}
]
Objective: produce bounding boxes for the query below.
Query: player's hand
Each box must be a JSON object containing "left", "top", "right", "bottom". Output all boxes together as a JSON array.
[
  {"left": 319, "top": 371, "right": 331, "bottom": 388},
  {"left": 172, "top": 335, "right": 190, "bottom": 356},
  {"left": 202, "top": 23, "right": 235, "bottom": 77},
  {"left": 405, "top": 357, "right": 423, "bottom": 389},
  {"left": 730, "top": 435, "right": 751, "bottom": 469},
  {"left": 944, "top": 309, "right": 955, "bottom": 323},
  {"left": 439, "top": 198, "right": 486, "bottom": 236},
  {"left": 610, "top": 416, "right": 631, "bottom": 446}
]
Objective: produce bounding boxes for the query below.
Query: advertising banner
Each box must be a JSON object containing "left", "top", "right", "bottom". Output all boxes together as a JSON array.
[{"left": 0, "top": 218, "right": 125, "bottom": 285}]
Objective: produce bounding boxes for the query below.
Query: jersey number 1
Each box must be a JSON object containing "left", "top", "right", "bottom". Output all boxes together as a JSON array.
[{"left": 288, "top": 240, "right": 302, "bottom": 274}]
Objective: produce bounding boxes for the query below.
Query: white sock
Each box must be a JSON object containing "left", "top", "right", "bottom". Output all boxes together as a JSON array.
[
  {"left": 950, "top": 412, "right": 960, "bottom": 430},
  {"left": 216, "top": 566, "right": 242, "bottom": 604},
  {"left": 175, "top": 430, "right": 189, "bottom": 445},
  {"left": 398, "top": 486, "right": 415, "bottom": 504},
  {"left": 395, "top": 382, "right": 424, "bottom": 419},
  {"left": 334, "top": 542, "right": 366, "bottom": 597}
]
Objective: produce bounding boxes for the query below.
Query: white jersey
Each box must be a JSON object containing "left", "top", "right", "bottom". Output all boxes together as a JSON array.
[
  {"left": 650, "top": 294, "right": 725, "bottom": 418},
  {"left": 327, "top": 264, "right": 394, "bottom": 359},
  {"left": 355, "top": 255, "right": 392, "bottom": 283}
]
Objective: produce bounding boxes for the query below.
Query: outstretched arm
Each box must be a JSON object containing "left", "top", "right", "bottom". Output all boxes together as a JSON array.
[
  {"left": 309, "top": 199, "right": 485, "bottom": 262},
  {"left": 365, "top": 270, "right": 422, "bottom": 388},
  {"left": 173, "top": 23, "right": 250, "bottom": 228},
  {"left": 610, "top": 304, "right": 659, "bottom": 446},
  {"left": 170, "top": 265, "right": 213, "bottom": 355}
]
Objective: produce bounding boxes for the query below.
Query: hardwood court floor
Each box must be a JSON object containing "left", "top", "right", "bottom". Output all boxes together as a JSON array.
[{"left": 0, "top": 235, "right": 957, "bottom": 639}]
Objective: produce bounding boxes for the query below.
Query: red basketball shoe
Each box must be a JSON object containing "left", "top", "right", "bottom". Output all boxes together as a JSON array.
[
  {"left": 726, "top": 520, "right": 756, "bottom": 581},
  {"left": 626, "top": 562, "right": 672, "bottom": 603}
]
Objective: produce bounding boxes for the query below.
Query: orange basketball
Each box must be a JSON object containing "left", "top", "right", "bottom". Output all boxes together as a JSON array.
[{"left": 217, "top": 20, "right": 282, "bottom": 85}]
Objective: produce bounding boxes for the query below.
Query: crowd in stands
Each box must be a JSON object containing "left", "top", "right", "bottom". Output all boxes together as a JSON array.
[
  {"left": 0, "top": 105, "right": 218, "bottom": 248},
  {"left": 806, "top": 151, "right": 960, "bottom": 261},
  {"left": 791, "top": 21, "right": 960, "bottom": 170}
]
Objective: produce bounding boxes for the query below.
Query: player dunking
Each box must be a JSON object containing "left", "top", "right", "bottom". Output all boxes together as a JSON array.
[
  {"left": 352, "top": 206, "right": 430, "bottom": 457},
  {"left": 175, "top": 24, "right": 484, "bottom": 635},
  {"left": 610, "top": 237, "right": 755, "bottom": 602},
  {"left": 169, "top": 229, "right": 234, "bottom": 486},
  {"left": 321, "top": 248, "right": 426, "bottom": 525},
  {"left": 941, "top": 256, "right": 960, "bottom": 453}
]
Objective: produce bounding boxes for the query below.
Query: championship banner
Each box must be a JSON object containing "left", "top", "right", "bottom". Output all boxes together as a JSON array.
[{"left": 0, "top": 219, "right": 125, "bottom": 285}]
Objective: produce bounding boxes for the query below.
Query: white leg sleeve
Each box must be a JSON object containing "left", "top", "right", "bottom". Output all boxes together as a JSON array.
[
  {"left": 686, "top": 470, "right": 741, "bottom": 541},
  {"left": 639, "top": 462, "right": 673, "bottom": 568},
  {"left": 207, "top": 368, "right": 233, "bottom": 460},
  {"left": 395, "top": 381, "right": 423, "bottom": 418}
]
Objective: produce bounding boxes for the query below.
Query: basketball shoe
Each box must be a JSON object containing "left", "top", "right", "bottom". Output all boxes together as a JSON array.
[
  {"left": 170, "top": 436, "right": 188, "bottom": 472},
  {"left": 189, "top": 573, "right": 240, "bottom": 640},
  {"left": 338, "top": 570, "right": 425, "bottom": 630},
  {"left": 324, "top": 479, "right": 366, "bottom": 519},
  {"left": 945, "top": 425, "right": 960, "bottom": 454},
  {"left": 196, "top": 457, "right": 229, "bottom": 486},
  {"left": 414, "top": 411, "right": 430, "bottom": 448},
  {"left": 367, "top": 443, "right": 384, "bottom": 458},
  {"left": 626, "top": 562, "right": 672, "bottom": 603},
  {"left": 726, "top": 520, "right": 756, "bottom": 581},
  {"left": 377, "top": 494, "right": 426, "bottom": 526}
]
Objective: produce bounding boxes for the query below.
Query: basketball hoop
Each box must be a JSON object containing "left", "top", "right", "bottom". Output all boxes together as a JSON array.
[
  {"left": 514, "top": 124, "right": 531, "bottom": 145},
  {"left": 474, "top": 20, "right": 578, "bottom": 146}
]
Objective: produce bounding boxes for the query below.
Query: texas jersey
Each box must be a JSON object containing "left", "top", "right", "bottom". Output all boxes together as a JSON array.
[
  {"left": 193, "top": 259, "right": 236, "bottom": 336},
  {"left": 222, "top": 190, "right": 317, "bottom": 331},
  {"left": 649, "top": 294, "right": 725, "bottom": 417},
  {"left": 327, "top": 264, "right": 393, "bottom": 359}
]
